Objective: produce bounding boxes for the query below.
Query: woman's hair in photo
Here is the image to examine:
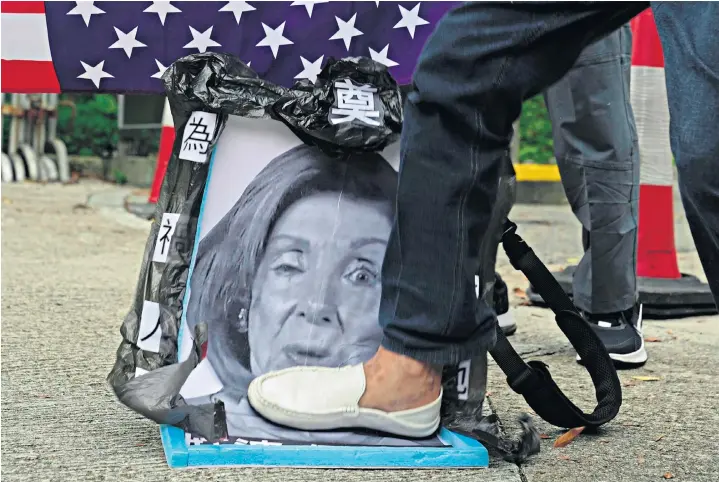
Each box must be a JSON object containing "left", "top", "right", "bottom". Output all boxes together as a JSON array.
[{"left": 186, "top": 143, "right": 397, "bottom": 394}]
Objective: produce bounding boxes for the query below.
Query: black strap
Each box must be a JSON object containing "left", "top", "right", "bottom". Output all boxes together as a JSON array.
[{"left": 489, "top": 219, "right": 623, "bottom": 429}]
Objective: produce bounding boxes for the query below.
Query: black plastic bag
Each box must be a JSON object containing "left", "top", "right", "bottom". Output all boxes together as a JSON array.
[{"left": 107, "top": 52, "right": 515, "bottom": 446}]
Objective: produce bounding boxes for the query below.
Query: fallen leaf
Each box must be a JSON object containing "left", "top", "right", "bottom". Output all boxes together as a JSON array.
[
  {"left": 513, "top": 287, "right": 527, "bottom": 298},
  {"left": 2, "top": 197, "right": 12, "bottom": 204},
  {"left": 37, "top": 394, "right": 51, "bottom": 399},
  {"left": 539, "top": 434, "right": 551, "bottom": 440},
  {"left": 663, "top": 472, "right": 674, "bottom": 479},
  {"left": 566, "top": 257, "right": 579, "bottom": 264},
  {"left": 632, "top": 376, "right": 661, "bottom": 382},
  {"left": 599, "top": 440, "right": 610, "bottom": 444},
  {"left": 485, "top": 391, "right": 493, "bottom": 397},
  {"left": 638, "top": 454, "right": 645, "bottom": 465},
  {"left": 135, "top": 443, "right": 146, "bottom": 447},
  {"left": 655, "top": 434, "right": 665, "bottom": 442},
  {"left": 558, "top": 455, "right": 571, "bottom": 461},
  {"left": 666, "top": 330, "right": 674, "bottom": 335},
  {"left": 623, "top": 380, "right": 638, "bottom": 387},
  {"left": 644, "top": 337, "right": 662, "bottom": 343},
  {"left": 553, "top": 426, "right": 585, "bottom": 448}
]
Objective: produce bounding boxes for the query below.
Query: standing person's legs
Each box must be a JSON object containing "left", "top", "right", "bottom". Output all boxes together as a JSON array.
[
  {"left": 248, "top": 3, "right": 647, "bottom": 436},
  {"left": 652, "top": 2, "right": 719, "bottom": 305},
  {"left": 544, "top": 24, "right": 646, "bottom": 365}
]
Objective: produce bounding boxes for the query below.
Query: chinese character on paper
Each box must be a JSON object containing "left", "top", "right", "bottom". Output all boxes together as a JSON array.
[
  {"left": 152, "top": 213, "right": 180, "bottom": 263},
  {"left": 179, "top": 111, "right": 218, "bottom": 163},
  {"left": 329, "top": 79, "right": 381, "bottom": 127},
  {"left": 456, "top": 359, "right": 471, "bottom": 401},
  {"left": 137, "top": 300, "right": 162, "bottom": 353}
]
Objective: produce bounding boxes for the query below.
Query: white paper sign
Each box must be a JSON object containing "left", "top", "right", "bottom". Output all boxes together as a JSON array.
[
  {"left": 456, "top": 359, "right": 471, "bottom": 401},
  {"left": 137, "top": 300, "right": 162, "bottom": 353},
  {"left": 329, "top": 79, "right": 380, "bottom": 127},
  {"left": 153, "top": 212, "right": 180, "bottom": 263},
  {"left": 180, "top": 111, "right": 218, "bottom": 163}
]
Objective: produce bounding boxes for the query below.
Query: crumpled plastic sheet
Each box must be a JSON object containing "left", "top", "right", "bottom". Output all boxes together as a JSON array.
[{"left": 107, "top": 52, "right": 524, "bottom": 455}]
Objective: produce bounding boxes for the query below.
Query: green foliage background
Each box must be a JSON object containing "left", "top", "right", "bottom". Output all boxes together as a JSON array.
[
  {"left": 4, "top": 94, "right": 555, "bottom": 164},
  {"left": 57, "top": 94, "right": 120, "bottom": 156}
]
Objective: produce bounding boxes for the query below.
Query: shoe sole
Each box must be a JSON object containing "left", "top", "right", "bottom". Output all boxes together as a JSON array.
[
  {"left": 576, "top": 344, "right": 648, "bottom": 366},
  {"left": 248, "top": 379, "right": 442, "bottom": 439},
  {"left": 498, "top": 311, "right": 517, "bottom": 337},
  {"left": 576, "top": 304, "right": 647, "bottom": 367}
]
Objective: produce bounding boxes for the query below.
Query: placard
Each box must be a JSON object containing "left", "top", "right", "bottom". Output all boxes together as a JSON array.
[{"left": 178, "top": 115, "right": 463, "bottom": 447}]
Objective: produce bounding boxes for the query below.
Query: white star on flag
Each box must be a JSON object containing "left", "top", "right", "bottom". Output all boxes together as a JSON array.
[
  {"left": 143, "top": 2, "right": 181, "bottom": 26},
  {"left": 151, "top": 59, "right": 168, "bottom": 79},
  {"left": 394, "top": 3, "right": 429, "bottom": 39},
  {"left": 183, "top": 26, "right": 222, "bottom": 53},
  {"left": 66, "top": 1, "right": 105, "bottom": 27},
  {"left": 219, "top": 1, "right": 256, "bottom": 24},
  {"left": 295, "top": 55, "right": 324, "bottom": 83},
  {"left": 256, "top": 22, "right": 293, "bottom": 59},
  {"left": 369, "top": 44, "right": 398, "bottom": 68},
  {"left": 109, "top": 27, "right": 147, "bottom": 59},
  {"left": 329, "top": 14, "right": 363, "bottom": 50},
  {"left": 78, "top": 60, "right": 113, "bottom": 88},
  {"left": 291, "top": 1, "right": 329, "bottom": 18}
]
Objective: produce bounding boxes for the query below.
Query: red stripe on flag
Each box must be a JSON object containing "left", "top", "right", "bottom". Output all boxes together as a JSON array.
[
  {"left": 630, "top": 9, "right": 665, "bottom": 68},
  {"left": 1, "top": 60, "right": 60, "bottom": 93},
  {"left": 0, "top": 1, "right": 45, "bottom": 13}
]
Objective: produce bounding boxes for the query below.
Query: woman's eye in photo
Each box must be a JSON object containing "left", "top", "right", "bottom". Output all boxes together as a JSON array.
[
  {"left": 272, "top": 264, "right": 304, "bottom": 276},
  {"left": 270, "top": 251, "right": 304, "bottom": 276},
  {"left": 345, "top": 262, "right": 379, "bottom": 286}
]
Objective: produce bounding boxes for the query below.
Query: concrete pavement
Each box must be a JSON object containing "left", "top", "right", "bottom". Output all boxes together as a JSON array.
[{"left": 1, "top": 181, "right": 717, "bottom": 481}]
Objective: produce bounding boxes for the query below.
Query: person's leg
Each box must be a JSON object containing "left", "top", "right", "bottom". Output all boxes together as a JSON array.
[
  {"left": 248, "top": 3, "right": 647, "bottom": 435},
  {"left": 544, "top": 24, "right": 646, "bottom": 366},
  {"left": 377, "top": 4, "right": 645, "bottom": 369},
  {"left": 652, "top": 2, "right": 719, "bottom": 305}
]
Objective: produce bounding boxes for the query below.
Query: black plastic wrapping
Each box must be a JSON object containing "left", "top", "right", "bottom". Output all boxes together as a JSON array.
[{"left": 107, "top": 52, "right": 517, "bottom": 446}]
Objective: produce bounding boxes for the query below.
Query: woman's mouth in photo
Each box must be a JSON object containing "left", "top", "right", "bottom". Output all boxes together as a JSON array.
[{"left": 282, "top": 343, "right": 332, "bottom": 365}]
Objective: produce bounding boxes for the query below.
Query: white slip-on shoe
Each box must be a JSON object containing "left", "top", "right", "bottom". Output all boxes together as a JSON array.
[{"left": 247, "top": 364, "right": 442, "bottom": 438}]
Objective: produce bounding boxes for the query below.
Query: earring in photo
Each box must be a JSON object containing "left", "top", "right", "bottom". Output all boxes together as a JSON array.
[{"left": 237, "top": 308, "right": 248, "bottom": 333}]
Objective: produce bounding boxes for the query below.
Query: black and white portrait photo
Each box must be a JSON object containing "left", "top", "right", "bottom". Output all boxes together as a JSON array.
[{"left": 177, "top": 116, "right": 445, "bottom": 447}]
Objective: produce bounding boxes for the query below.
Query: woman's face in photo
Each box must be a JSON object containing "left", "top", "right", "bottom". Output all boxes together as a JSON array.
[{"left": 248, "top": 191, "right": 392, "bottom": 376}]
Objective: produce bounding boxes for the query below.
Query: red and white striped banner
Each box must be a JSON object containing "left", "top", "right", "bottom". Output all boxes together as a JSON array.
[{"left": 1, "top": 1, "right": 60, "bottom": 93}]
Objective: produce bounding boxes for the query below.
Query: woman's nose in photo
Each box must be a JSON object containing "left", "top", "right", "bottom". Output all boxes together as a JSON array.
[{"left": 295, "top": 295, "right": 340, "bottom": 328}]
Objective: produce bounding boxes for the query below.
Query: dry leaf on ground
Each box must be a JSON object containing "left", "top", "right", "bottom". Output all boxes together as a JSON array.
[
  {"left": 632, "top": 376, "right": 661, "bottom": 382},
  {"left": 644, "top": 337, "right": 662, "bottom": 342},
  {"left": 655, "top": 434, "right": 665, "bottom": 442},
  {"left": 558, "top": 455, "right": 571, "bottom": 461},
  {"left": 553, "top": 426, "right": 585, "bottom": 448},
  {"left": 663, "top": 472, "right": 674, "bottom": 479},
  {"left": 513, "top": 287, "right": 527, "bottom": 298},
  {"left": 638, "top": 454, "right": 645, "bottom": 465},
  {"left": 539, "top": 434, "right": 551, "bottom": 440}
]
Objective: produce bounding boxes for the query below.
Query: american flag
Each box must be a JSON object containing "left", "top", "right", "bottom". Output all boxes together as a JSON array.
[{"left": 1, "top": 1, "right": 458, "bottom": 94}]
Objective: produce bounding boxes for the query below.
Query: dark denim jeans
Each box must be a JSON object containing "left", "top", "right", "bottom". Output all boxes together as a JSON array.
[{"left": 379, "top": 2, "right": 719, "bottom": 364}]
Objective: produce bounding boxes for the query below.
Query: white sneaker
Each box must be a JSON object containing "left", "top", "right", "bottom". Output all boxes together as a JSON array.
[{"left": 247, "top": 364, "right": 442, "bottom": 438}]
